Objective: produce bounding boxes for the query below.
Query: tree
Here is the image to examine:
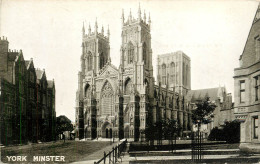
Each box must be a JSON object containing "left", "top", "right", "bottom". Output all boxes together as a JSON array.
[
  {"left": 162, "top": 119, "right": 180, "bottom": 140},
  {"left": 56, "top": 115, "right": 73, "bottom": 136},
  {"left": 192, "top": 97, "right": 216, "bottom": 131}
]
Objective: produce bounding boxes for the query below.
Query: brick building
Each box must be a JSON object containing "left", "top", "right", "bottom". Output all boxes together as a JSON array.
[{"left": 0, "top": 37, "right": 56, "bottom": 145}]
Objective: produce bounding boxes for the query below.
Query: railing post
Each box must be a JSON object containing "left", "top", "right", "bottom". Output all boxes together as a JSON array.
[
  {"left": 117, "top": 144, "right": 119, "bottom": 158},
  {"left": 112, "top": 147, "right": 114, "bottom": 164},
  {"left": 104, "top": 151, "right": 106, "bottom": 164},
  {"left": 109, "top": 152, "right": 111, "bottom": 164},
  {"left": 115, "top": 145, "right": 117, "bottom": 162}
]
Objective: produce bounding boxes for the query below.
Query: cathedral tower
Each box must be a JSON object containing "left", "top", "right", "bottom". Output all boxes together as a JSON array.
[
  {"left": 118, "top": 5, "right": 154, "bottom": 140},
  {"left": 76, "top": 20, "right": 111, "bottom": 139},
  {"left": 157, "top": 51, "right": 191, "bottom": 95}
]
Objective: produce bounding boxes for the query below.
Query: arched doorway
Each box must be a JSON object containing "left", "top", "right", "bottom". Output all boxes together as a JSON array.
[
  {"left": 109, "top": 129, "right": 112, "bottom": 138},
  {"left": 124, "top": 125, "right": 130, "bottom": 139},
  {"left": 106, "top": 129, "right": 109, "bottom": 138},
  {"left": 102, "top": 122, "right": 112, "bottom": 138}
]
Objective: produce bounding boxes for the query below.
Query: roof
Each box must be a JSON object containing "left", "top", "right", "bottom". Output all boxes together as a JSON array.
[
  {"left": 158, "top": 51, "right": 190, "bottom": 60},
  {"left": 187, "top": 87, "right": 225, "bottom": 102},
  {"left": 25, "top": 60, "right": 30, "bottom": 68},
  {"left": 35, "top": 69, "right": 44, "bottom": 80},
  {"left": 8, "top": 52, "right": 18, "bottom": 62},
  {"left": 254, "top": 3, "right": 260, "bottom": 24},
  {"left": 47, "top": 80, "right": 54, "bottom": 88}
]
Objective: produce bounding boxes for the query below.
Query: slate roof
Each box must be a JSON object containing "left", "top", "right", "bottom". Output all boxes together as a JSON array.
[
  {"left": 25, "top": 60, "right": 30, "bottom": 68},
  {"left": 8, "top": 52, "right": 18, "bottom": 62},
  {"left": 187, "top": 87, "right": 225, "bottom": 102},
  {"left": 47, "top": 80, "right": 54, "bottom": 88},
  {"left": 35, "top": 69, "right": 44, "bottom": 80}
]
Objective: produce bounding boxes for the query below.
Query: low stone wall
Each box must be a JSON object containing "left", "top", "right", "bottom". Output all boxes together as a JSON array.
[{"left": 240, "top": 143, "right": 260, "bottom": 154}]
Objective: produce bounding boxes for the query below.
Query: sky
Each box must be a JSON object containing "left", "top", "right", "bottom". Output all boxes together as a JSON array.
[{"left": 0, "top": 0, "right": 259, "bottom": 122}]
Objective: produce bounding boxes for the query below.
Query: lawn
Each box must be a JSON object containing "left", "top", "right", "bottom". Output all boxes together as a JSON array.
[{"left": 1, "top": 140, "right": 111, "bottom": 163}]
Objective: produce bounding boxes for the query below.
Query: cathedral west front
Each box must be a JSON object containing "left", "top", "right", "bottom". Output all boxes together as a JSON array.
[{"left": 75, "top": 6, "right": 192, "bottom": 141}]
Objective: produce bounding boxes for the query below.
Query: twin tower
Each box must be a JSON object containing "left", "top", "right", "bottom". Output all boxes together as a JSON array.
[{"left": 75, "top": 5, "right": 191, "bottom": 141}]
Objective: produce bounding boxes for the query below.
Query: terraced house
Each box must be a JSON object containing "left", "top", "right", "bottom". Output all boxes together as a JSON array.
[{"left": 0, "top": 37, "right": 56, "bottom": 145}]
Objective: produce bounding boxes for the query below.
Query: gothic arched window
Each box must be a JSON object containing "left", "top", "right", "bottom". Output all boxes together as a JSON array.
[
  {"left": 101, "top": 81, "right": 114, "bottom": 115},
  {"left": 144, "top": 78, "right": 149, "bottom": 94},
  {"left": 125, "top": 78, "right": 132, "bottom": 95},
  {"left": 186, "top": 65, "right": 189, "bottom": 87},
  {"left": 100, "top": 52, "right": 104, "bottom": 69},
  {"left": 84, "top": 84, "right": 91, "bottom": 98},
  {"left": 128, "top": 42, "right": 134, "bottom": 64},
  {"left": 143, "top": 43, "right": 147, "bottom": 65},
  {"left": 162, "top": 64, "right": 166, "bottom": 85},
  {"left": 88, "top": 52, "right": 93, "bottom": 71},
  {"left": 182, "top": 62, "right": 185, "bottom": 86},
  {"left": 169, "top": 62, "right": 175, "bottom": 86}
]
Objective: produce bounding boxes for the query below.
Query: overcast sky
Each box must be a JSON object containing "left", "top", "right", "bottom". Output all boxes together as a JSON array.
[{"left": 0, "top": 0, "right": 259, "bottom": 122}]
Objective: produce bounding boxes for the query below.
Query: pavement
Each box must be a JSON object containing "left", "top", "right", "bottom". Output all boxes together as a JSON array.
[
  {"left": 121, "top": 149, "right": 260, "bottom": 164},
  {"left": 72, "top": 140, "right": 260, "bottom": 164}
]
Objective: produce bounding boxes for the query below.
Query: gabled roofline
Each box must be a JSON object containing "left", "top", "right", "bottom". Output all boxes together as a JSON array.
[{"left": 239, "top": 3, "right": 259, "bottom": 60}]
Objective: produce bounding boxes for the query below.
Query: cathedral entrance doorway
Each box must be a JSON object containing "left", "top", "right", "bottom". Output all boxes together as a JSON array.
[
  {"left": 102, "top": 122, "right": 112, "bottom": 138},
  {"left": 106, "top": 129, "right": 109, "bottom": 138},
  {"left": 124, "top": 125, "right": 129, "bottom": 138}
]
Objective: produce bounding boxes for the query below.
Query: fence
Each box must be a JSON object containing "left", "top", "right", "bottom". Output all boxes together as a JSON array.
[
  {"left": 191, "top": 131, "right": 203, "bottom": 162},
  {"left": 94, "top": 139, "right": 127, "bottom": 164}
]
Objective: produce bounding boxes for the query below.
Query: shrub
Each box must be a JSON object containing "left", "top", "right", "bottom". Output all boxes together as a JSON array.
[{"left": 208, "top": 120, "right": 240, "bottom": 143}]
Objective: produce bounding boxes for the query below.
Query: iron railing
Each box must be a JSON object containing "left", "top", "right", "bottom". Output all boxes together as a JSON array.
[
  {"left": 191, "top": 131, "right": 203, "bottom": 162},
  {"left": 94, "top": 139, "right": 127, "bottom": 164}
]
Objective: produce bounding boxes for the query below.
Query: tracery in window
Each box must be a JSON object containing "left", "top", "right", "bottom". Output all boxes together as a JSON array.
[
  {"left": 101, "top": 81, "right": 114, "bottom": 115},
  {"left": 84, "top": 84, "right": 91, "bottom": 98},
  {"left": 125, "top": 78, "right": 132, "bottom": 95},
  {"left": 128, "top": 42, "right": 134, "bottom": 64},
  {"left": 88, "top": 52, "right": 93, "bottom": 71},
  {"left": 143, "top": 42, "right": 147, "bottom": 65}
]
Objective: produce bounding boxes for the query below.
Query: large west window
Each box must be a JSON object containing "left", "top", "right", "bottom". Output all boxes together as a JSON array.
[
  {"left": 101, "top": 81, "right": 114, "bottom": 115},
  {"left": 255, "top": 76, "right": 259, "bottom": 101},
  {"left": 240, "top": 80, "right": 245, "bottom": 103},
  {"left": 253, "top": 116, "right": 258, "bottom": 139}
]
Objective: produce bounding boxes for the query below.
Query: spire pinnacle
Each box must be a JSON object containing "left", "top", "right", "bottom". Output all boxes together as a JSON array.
[
  {"left": 138, "top": 3, "right": 141, "bottom": 20},
  {"left": 82, "top": 21, "right": 85, "bottom": 32},
  {"left": 144, "top": 10, "right": 146, "bottom": 23},
  {"left": 148, "top": 12, "right": 151, "bottom": 25},
  {"left": 121, "top": 9, "right": 125, "bottom": 26},
  {"left": 88, "top": 23, "right": 91, "bottom": 34},
  {"left": 129, "top": 8, "right": 132, "bottom": 21},
  {"left": 101, "top": 25, "right": 104, "bottom": 35},
  {"left": 95, "top": 17, "right": 98, "bottom": 33},
  {"left": 107, "top": 25, "right": 110, "bottom": 39}
]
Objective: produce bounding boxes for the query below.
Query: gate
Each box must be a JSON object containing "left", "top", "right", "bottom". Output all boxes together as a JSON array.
[{"left": 191, "top": 131, "right": 203, "bottom": 162}]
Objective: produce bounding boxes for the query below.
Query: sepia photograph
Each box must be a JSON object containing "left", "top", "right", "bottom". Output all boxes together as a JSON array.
[{"left": 0, "top": 0, "right": 260, "bottom": 163}]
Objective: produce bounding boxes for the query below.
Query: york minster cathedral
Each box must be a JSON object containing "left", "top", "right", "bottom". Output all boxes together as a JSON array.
[{"left": 75, "top": 6, "right": 192, "bottom": 141}]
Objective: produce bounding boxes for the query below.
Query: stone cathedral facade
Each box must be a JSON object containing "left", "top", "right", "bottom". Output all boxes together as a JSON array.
[{"left": 75, "top": 6, "right": 192, "bottom": 141}]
